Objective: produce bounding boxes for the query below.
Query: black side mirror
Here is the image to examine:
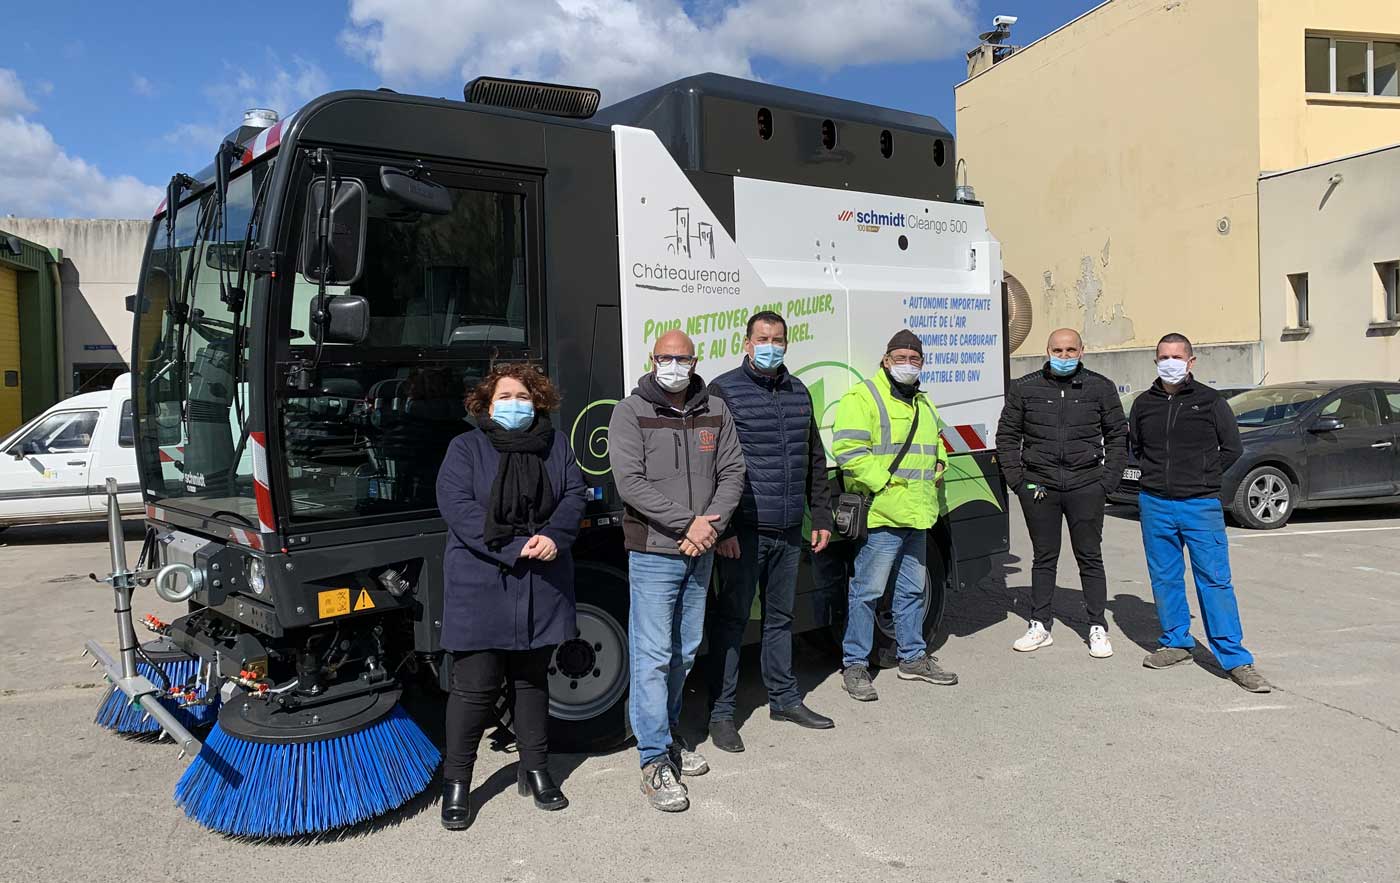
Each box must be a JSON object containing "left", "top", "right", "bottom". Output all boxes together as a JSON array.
[
  {"left": 299, "top": 177, "right": 367, "bottom": 285},
  {"left": 1310, "top": 416, "right": 1345, "bottom": 433},
  {"left": 380, "top": 167, "right": 452, "bottom": 214},
  {"left": 310, "top": 294, "right": 370, "bottom": 345}
]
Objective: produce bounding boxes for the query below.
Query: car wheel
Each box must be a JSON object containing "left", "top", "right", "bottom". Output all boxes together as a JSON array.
[{"left": 1231, "top": 466, "right": 1294, "bottom": 530}]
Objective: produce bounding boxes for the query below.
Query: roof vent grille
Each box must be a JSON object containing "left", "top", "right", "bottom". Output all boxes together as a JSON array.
[{"left": 464, "top": 76, "right": 601, "bottom": 119}]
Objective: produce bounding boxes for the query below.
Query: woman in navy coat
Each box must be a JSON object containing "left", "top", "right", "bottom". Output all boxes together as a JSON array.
[{"left": 435, "top": 362, "right": 587, "bottom": 830}]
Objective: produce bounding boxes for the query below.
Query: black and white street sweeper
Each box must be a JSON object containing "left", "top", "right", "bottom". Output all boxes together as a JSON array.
[{"left": 85, "top": 73, "right": 1020, "bottom": 837}]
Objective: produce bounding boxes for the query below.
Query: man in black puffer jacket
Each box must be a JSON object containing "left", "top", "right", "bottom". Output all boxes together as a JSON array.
[
  {"left": 705, "top": 310, "right": 835, "bottom": 753},
  {"left": 996, "top": 328, "right": 1128, "bottom": 658}
]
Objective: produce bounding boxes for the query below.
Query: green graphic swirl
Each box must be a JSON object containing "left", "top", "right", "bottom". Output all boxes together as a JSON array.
[{"left": 571, "top": 398, "right": 619, "bottom": 477}]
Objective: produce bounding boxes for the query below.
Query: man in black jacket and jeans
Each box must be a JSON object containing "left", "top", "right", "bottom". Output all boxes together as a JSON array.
[
  {"left": 1130, "top": 332, "right": 1270, "bottom": 693},
  {"left": 996, "top": 328, "right": 1128, "bottom": 657},
  {"left": 705, "top": 311, "right": 835, "bottom": 753}
]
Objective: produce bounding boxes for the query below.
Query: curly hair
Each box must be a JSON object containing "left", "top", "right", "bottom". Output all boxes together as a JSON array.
[{"left": 465, "top": 362, "right": 561, "bottom": 416}]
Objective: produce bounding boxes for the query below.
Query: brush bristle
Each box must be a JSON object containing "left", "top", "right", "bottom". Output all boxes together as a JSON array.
[
  {"left": 174, "top": 703, "right": 441, "bottom": 838},
  {"left": 94, "top": 658, "right": 220, "bottom": 735}
]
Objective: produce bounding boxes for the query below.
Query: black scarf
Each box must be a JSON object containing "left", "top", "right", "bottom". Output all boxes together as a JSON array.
[{"left": 479, "top": 416, "right": 557, "bottom": 551}]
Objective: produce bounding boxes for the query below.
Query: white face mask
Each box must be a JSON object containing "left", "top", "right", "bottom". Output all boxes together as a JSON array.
[
  {"left": 655, "top": 360, "right": 692, "bottom": 392},
  {"left": 1156, "top": 357, "right": 1190, "bottom": 385},
  {"left": 889, "top": 363, "right": 921, "bottom": 385}
]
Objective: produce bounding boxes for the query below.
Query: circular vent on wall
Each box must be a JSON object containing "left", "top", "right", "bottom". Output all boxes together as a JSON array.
[{"left": 1004, "top": 272, "right": 1034, "bottom": 353}]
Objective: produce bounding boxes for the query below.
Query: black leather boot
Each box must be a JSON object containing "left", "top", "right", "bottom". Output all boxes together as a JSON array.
[
  {"left": 441, "top": 778, "right": 472, "bottom": 830},
  {"left": 517, "top": 765, "right": 569, "bottom": 811}
]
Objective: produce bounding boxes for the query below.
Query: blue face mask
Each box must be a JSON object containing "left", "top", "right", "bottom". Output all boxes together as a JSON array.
[
  {"left": 491, "top": 399, "right": 535, "bottom": 431},
  {"left": 1049, "top": 357, "right": 1080, "bottom": 377},
  {"left": 752, "top": 343, "right": 785, "bottom": 371}
]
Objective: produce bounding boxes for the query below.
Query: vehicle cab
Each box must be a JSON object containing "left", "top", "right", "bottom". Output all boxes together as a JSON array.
[{"left": 0, "top": 375, "right": 139, "bottom": 526}]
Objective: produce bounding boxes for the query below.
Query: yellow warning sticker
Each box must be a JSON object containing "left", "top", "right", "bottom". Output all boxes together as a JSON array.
[
  {"left": 317, "top": 588, "right": 351, "bottom": 619},
  {"left": 354, "top": 588, "right": 375, "bottom": 611}
]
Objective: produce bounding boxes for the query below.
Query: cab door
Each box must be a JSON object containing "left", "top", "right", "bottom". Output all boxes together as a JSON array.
[
  {"left": 1378, "top": 386, "right": 1400, "bottom": 494},
  {"left": 87, "top": 397, "right": 141, "bottom": 513},
  {"left": 0, "top": 408, "right": 102, "bottom": 521},
  {"left": 1304, "top": 388, "right": 1392, "bottom": 500}
]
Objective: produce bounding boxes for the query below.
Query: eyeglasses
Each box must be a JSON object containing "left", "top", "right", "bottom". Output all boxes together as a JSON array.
[
  {"left": 652, "top": 354, "right": 697, "bottom": 366},
  {"left": 889, "top": 355, "right": 924, "bottom": 367}
]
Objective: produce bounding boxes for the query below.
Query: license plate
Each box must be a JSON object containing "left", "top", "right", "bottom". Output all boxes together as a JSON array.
[{"left": 1122, "top": 468, "right": 1141, "bottom": 481}]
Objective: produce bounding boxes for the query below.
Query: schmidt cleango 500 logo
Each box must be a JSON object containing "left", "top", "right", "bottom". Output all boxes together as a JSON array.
[{"left": 837, "top": 207, "right": 966, "bottom": 235}]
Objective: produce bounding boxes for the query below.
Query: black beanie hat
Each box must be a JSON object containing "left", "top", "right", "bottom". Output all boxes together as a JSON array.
[{"left": 886, "top": 329, "right": 923, "bottom": 356}]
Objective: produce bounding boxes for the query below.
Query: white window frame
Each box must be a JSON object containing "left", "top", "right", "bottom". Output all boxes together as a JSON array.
[
  {"left": 1381, "top": 260, "right": 1400, "bottom": 322},
  {"left": 1307, "top": 33, "right": 1400, "bottom": 97}
]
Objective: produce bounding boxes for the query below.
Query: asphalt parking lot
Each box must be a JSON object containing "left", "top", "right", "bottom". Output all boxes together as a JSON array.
[{"left": 2, "top": 499, "right": 1397, "bottom": 883}]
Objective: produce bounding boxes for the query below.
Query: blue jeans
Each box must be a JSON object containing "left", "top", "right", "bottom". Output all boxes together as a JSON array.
[
  {"left": 628, "top": 550, "right": 714, "bottom": 768},
  {"left": 1138, "top": 494, "right": 1253, "bottom": 670},
  {"left": 709, "top": 524, "right": 803, "bottom": 720},
  {"left": 842, "top": 527, "right": 928, "bottom": 669}
]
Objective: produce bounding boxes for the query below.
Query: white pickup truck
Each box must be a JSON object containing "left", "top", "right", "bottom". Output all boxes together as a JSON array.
[{"left": 0, "top": 376, "right": 140, "bottom": 528}]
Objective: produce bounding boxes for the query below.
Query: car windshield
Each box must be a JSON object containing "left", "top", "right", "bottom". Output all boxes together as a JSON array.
[{"left": 1229, "top": 387, "right": 1326, "bottom": 427}]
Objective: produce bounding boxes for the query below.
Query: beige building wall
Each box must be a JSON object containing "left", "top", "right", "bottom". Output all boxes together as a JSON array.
[
  {"left": 1258, "top": 1, "right": 1400, "bottom": 172},
  {"left": 956, "top": 0, "right": 1263, "bottom": 391},
  {"left": 1259, "top": 145, "right": 1400, "bottom": 382},
  {"left": 0, "top": 219, "right": 148, "bottom": 395}
]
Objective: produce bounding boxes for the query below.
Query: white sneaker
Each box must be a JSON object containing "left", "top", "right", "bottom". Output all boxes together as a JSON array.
[
  {"left": 1088, "top": 625, "right": 1113, "bottom": 658},
  {"left": 1013, "top": 621, "right": 1053, "bottom": 652}
]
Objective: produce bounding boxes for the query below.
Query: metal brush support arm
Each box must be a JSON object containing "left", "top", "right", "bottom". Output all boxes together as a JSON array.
[{"left": 82, "top": 478, "right": 202, "bottom": 758}]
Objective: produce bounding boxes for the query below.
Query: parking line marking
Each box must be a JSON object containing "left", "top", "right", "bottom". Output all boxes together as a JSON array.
[
  {"left": 1230, "top": 526, "right": 1400, "bottom": 538},
  {"left": 1217, "top": 704, "right": 1292, "bottom": 713},
  {"left": 1354, "top": 566, "right": 1400, "bottom": 578}
]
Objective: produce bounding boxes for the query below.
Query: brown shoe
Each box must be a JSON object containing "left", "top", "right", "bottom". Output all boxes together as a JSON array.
[
  {"left": 1142, "top": 646, "right": 1193, "bottom": 669},
  {"left": 1228, "top": 664, "right": 1272, "bottom": 693},
  {"left": 641, "top": 760, "right": 688, "bottom": 812}
]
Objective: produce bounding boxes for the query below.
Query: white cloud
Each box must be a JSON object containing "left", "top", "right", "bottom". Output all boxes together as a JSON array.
[
  {"left": 164, "top": 56, "right": 330, "bottom": 152},
  {"left": 0, "top": 113, "right": 163, "bottom": 219},
  {"left": 0, "top": 69, "right": 36, "bottom": 115},
  {"left": 341, "top": 0, "right": 977, "bottom": 103},
  {"left": 132, "top": 74, "right": 154, "bottom": 97}
]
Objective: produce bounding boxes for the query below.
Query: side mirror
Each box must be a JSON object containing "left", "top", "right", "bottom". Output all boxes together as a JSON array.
[
  {"left": 310, "top": 294, "right": 370, "bottom": 345},
  {"left": 1309, "top": 416, "right": 1345, "bottom": 433},
  {"left": 299, "top": 177, "right": 367, "bottom": 286},
  {"left": 380, "top": 167, "right": 452, "bottom": 214}
]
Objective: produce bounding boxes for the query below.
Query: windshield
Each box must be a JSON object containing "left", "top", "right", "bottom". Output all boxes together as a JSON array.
[
  {"left": 278, "top": 162, "right": 535, "bottom": 524},
  {"left": 1229, "top": 387, "right": 1325, "bottom": 427},
  {"left": 133, "top": 161, "right": 271, "bottom": 524}
]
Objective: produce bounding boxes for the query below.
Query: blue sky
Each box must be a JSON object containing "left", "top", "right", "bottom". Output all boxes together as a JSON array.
[{"left": 1, "top": 0, "right": 1099, "bottom": 218}]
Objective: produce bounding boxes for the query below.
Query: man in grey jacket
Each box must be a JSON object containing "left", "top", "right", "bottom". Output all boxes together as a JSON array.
[{"left": 609, "top": 329, "right": 746, "bottom": 813}]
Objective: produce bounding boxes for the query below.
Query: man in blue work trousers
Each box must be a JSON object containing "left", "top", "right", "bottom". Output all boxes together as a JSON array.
[{"left": 1128, "top": 332, "right": 1271, "bottom": 692}]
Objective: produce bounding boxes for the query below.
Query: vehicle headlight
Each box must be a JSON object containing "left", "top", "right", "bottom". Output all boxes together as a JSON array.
[{"left": 246, "top": 558, "right": 267, "bottom": 595}]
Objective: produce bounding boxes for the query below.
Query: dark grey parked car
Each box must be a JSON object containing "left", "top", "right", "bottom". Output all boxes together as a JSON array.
[{"left": 1112, "top": 381, "right": 1400, "bottom": 529}]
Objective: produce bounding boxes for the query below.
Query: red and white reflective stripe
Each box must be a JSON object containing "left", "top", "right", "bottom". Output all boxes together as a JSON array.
[
  {"left": 228, "top": 527, "right": 264, "bottom": 551},
  {"left": 249, "top": 431, "right": 276, "bottom": 534},
  {"left": 145, "top": 504, "right": 166, "bottom": 522},
  {"left": 939, "top": 423, "right": 991, "bottom": 454}
]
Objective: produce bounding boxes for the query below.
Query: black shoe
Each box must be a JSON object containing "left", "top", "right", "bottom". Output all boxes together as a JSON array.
[
  {"left": 708, "top": 719, "right": 745, "bottom": 753},
  {"left": 517, "top": 765, "right": 569, "bottom": 811},
  {"left": 769, "top": 702, "right": 835, "bottom": 730},
  {"left": 441, "top": 778, "right": 472, "bottom": 830}
]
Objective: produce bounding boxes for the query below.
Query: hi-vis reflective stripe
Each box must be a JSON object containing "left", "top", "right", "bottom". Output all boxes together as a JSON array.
[
  {"left": 892, "top": 467, "right": 944, "bottom": 481},
  {"left": 863, "top": 380, "right": 892, "bottom": 447},
  {"left": 229, "top": 527, "right": 264, "bottom": 551},
  {"left": 833, "top": 429, "right": 871, "bottom": 442},
  {"left": 939, "top": 423, "right": 990, "bottom": 454},
  {"left": 250, "top": 431, "right": 276, "bottom": 534}
]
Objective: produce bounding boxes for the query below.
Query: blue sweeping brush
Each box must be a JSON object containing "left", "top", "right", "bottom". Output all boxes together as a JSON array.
[
  {"left": 174, "top": 689, "right": 439, "bottom": 838},
  {"left": 94, "top": 639, "right": 220, "bottom": 736}
]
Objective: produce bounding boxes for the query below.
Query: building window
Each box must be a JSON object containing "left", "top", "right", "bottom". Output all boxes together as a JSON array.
[
  {"left": 1287, "top": 273, "right": 1310, "bottom": 328},
  {"left": 1379, "top": 261, "right": 1400, "bottom": 322},
  {"left": 1306, "top": 33, "right": 1400, "bottom": 97}
]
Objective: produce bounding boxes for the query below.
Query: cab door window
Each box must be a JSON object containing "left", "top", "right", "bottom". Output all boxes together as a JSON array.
[
  {"left": 279, "top": 161, "right": 540, "bottom": 524},
  {"left": 12, "top": 411, "right": 100, "bottom": 455}
]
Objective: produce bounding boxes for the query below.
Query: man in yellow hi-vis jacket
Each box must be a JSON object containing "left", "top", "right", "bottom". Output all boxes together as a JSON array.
[{"left": 832, "top": 330, "right": 957, "bottom": 702}]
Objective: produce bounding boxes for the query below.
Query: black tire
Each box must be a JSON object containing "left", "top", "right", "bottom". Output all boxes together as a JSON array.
[
  {"left": 546, "top": 561, "right": 632, "bottom": 753},
  {"left": 1230, "top": 465, "right": 1295, "bottom": 530}
]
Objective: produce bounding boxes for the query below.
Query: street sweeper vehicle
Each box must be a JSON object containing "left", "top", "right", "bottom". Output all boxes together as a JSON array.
[{"left": 86, "top": 73, "right": 1016, "bottom": 838}]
